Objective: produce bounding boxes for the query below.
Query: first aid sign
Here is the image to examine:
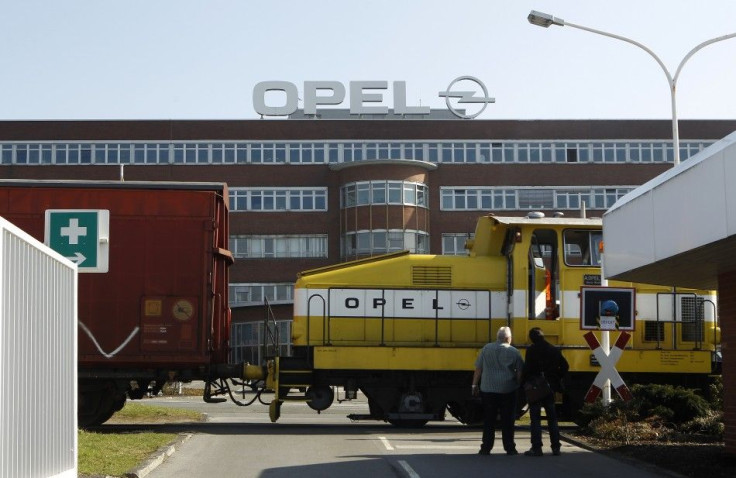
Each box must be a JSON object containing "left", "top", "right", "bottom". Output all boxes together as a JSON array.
[{"left": 45, "top": 209, "right": 109, "bottom": 273}]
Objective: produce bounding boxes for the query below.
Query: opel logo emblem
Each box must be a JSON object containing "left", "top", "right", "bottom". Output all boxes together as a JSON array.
[{"left": 438, "top": 76, "right": 495, "bottom": 119}]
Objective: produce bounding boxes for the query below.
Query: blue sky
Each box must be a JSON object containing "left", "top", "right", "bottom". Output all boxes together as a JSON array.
[{"left": 1, "top": 0, "right": 735, "bottom": 120}]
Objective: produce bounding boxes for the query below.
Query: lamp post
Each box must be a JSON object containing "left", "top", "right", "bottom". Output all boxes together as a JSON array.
[{"left": 527, "top": 10, "right": 736, "bottom": 166}]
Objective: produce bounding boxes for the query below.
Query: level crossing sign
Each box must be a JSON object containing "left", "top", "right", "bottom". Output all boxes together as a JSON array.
[
  {"left": 44, "top": 209, "right": 110, "bottom": 273},
  {"left": 583, "top": 331, "right": 633, "bottom": 403}
]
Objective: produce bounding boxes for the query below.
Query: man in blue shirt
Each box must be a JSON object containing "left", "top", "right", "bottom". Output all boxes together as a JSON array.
[{"left": 472, "top": 326, "right": 524, "bottom": 455}]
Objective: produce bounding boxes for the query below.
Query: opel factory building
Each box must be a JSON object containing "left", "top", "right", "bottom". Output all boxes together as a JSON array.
[{"left": 2, "top": 116, "right": 736, "bottom": 365}]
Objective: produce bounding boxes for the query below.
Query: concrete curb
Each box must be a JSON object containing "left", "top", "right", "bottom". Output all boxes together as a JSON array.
[{"left": 124, "top": 432, "right": 193, "bottom": 478}]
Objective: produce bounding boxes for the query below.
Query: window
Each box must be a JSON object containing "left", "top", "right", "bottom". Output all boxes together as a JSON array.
[
  {"left": 428, "top": 144, "right": 440, "bottom": 162},
  {"left": 372, "top": 183, "right": 386, "bottom": 204},
  {"left": 388, "top": 182, "right": 402, "bottom": 204},
  {"left": 357, "top": 183, "right": 370, "bottom": 205},
  {"left": 328, "top": 144, "right": 339, "bottom": 163},
  {"left": 1, "top": 144, "right": 12, "bottom": 164},
  {"left": 442, "top": 233, "right": 473, "bottom": 255},
  {"left": 387, "top": 230, "right": 404, "bottom": 252},
  {"left": 343, "top": 184, "right": 356, "bottom": 207},
  {"left": 403, "top": 184, "right": 416, "bottom": 205},
  {"left": 563, "top": 230, "right": 602, "bottom": 267}
]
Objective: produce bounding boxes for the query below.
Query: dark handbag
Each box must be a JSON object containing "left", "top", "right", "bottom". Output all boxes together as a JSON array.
[{"left": 524, "top": 374, "right": 552, "bottom": 404}]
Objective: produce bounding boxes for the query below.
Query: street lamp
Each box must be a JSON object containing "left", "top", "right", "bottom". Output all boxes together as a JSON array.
[{"left": 527, "top": 10, "right": 736, "bottom": 166}]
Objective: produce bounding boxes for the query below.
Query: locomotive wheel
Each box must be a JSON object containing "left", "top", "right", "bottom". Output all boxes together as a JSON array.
[{"left": 306, "top": 385, "right": 334, "bottom": 411}]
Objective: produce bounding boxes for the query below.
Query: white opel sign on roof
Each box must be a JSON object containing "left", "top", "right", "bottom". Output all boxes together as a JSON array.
[{"left": 253, "top": 77, "right": 494, "bottom": 119}]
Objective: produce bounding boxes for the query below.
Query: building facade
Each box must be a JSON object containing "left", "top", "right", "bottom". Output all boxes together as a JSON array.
[{"left": 2, "top": 117, "right": 736, "bottom": 361}]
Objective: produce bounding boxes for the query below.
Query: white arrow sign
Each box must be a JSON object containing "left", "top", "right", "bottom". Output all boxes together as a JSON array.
[{"left": 66, "top": 252, "right": 87, "bottom": 266}]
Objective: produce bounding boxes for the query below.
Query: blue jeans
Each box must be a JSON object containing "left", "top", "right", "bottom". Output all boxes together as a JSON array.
[
  {"left": 480, "top": 391, "right": 517, "bottom": 453},
  {"left": 529, "top": 393, "right": 560, "bottom": 450}
]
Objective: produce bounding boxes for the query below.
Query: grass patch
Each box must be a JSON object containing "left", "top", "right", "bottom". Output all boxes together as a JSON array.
[
  {"left": 161, "top": 382, "right": 205, "bottom": 396},
  {"left": 78, "top": 429, "right": 176, "bottom": 476},
  {"left": 108, "top": 401, "right": 202, "bottom": 424},
  {"left": 79, "top": 401, "right": 204, "bottom": 476}
]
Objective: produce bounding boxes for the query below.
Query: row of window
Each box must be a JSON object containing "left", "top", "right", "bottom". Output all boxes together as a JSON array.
[
  {"left": 228, "top": 186, "right": 634, "bottom": 212},
  {"left": 440, "top": 187, "right": 634, "bottom": 211},
  {"left": 230, "top": 188, "right": 327, "bottom": 212},
  {"left": 225, "top": 232, "right": 609, "bottom": 259},
  {"left": 341, "top": 181, "right": 429, "bottom": 208},
  {"left": 231, "top": 235, "right": 328, "bottom": 259},
  {"left": 227, "top": 232, "right": 492, "bottom": 258},
  {"left": 342, "top": 229, "right": 430, "bottom": 257},
  {"left": 0, "top": 140, "right": 711, "bottom": 165},
  {"left": 230, "top": 283, "right": 294, "bottom": 306}
]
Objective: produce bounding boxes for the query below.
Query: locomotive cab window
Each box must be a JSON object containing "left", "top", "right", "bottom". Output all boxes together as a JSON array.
[
  {"left": 563, "top": 230, "right": 602, "bottom": 267},
  {"left": 528, "top": 229, "right": 559, "bottom": 320}
]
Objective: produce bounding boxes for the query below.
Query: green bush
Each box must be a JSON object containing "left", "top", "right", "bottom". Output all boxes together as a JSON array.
[
  {"left": 575, "top": 397, "right": 635, "bottom": 427},
  {"left": 576, "top": 400, "right": 619, "bottom": 427},
  {"left": 678, "top": 410, "right": 725, "bottom": 439},
  {"left": 707, "top": 376, "right": 723, "bottom": 410},
  {"left": 630, "top": 383, "right": 710, "bottom": 424},
  {"left": 575, "top": 383, "right": 723, "bottom": 443}
]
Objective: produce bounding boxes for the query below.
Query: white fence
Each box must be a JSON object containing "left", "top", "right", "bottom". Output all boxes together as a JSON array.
[{"left": 0, "top": 217, "right": 77, "bottom": 478}]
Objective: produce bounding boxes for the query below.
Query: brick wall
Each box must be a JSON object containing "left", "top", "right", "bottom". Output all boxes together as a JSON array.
[{"left": 718, "top": 271, "right": 736, "bottom": 455}]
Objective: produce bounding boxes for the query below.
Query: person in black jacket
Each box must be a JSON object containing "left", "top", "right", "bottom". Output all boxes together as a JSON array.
[{"left": 521, "top": 327, "right": 569, "bottom": 456}]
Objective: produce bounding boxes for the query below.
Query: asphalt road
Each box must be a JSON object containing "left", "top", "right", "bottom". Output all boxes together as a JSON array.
[{"left": 131, "top": 392, "right": 673, "bottom": 478}]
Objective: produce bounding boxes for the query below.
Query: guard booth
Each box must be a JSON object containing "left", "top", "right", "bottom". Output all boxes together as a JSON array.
[
  {"left": 0, "top": 217, "right": 78, "bottom": 477},
  {"left": 603, "top": 131, "right": 736, "bottom": 456}
]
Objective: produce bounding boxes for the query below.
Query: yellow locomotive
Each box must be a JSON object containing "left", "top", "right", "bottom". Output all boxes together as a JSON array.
[{"left": 264, "top": 213, "right": 719, "bottom": 425}]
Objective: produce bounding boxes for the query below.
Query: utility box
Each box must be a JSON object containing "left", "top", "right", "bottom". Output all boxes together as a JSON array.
[{"left": 0, "top": 216, "right": 78, "bottom": 478}]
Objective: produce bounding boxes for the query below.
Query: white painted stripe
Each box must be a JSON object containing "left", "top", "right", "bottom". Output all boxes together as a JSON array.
[
  {"left": 79, "top": 321, "right": 139, "bottom": 358},
  {"left": 395, "top": 445, "right": 477, "bottom": 450},
  {"left": 379, "top": 436, "right": 394, "bottom": 451},
  {"left": 561, "top": 289, "right": 717, "bottom": 322},
  {"left": 398, "top": 460, "right": 421, "bottom": 478}
]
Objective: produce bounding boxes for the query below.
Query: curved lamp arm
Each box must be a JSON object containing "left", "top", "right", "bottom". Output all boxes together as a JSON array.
[{"left": 528, "top": 10, "right": 736, "bottom": 166}]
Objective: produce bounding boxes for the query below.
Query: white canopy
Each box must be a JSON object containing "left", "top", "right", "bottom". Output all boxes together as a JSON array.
[{"left": 602, "top": 131, "right": 736, "bottom": 290}]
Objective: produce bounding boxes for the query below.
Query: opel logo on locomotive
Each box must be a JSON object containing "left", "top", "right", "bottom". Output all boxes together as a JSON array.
[{"left": 252, "top": 77, "right": 494, "bottom": 119}]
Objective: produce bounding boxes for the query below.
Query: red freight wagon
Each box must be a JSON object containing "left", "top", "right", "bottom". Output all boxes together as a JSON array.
[{"left": 0, "top": 180, "right": 241, "bottom": 425}]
